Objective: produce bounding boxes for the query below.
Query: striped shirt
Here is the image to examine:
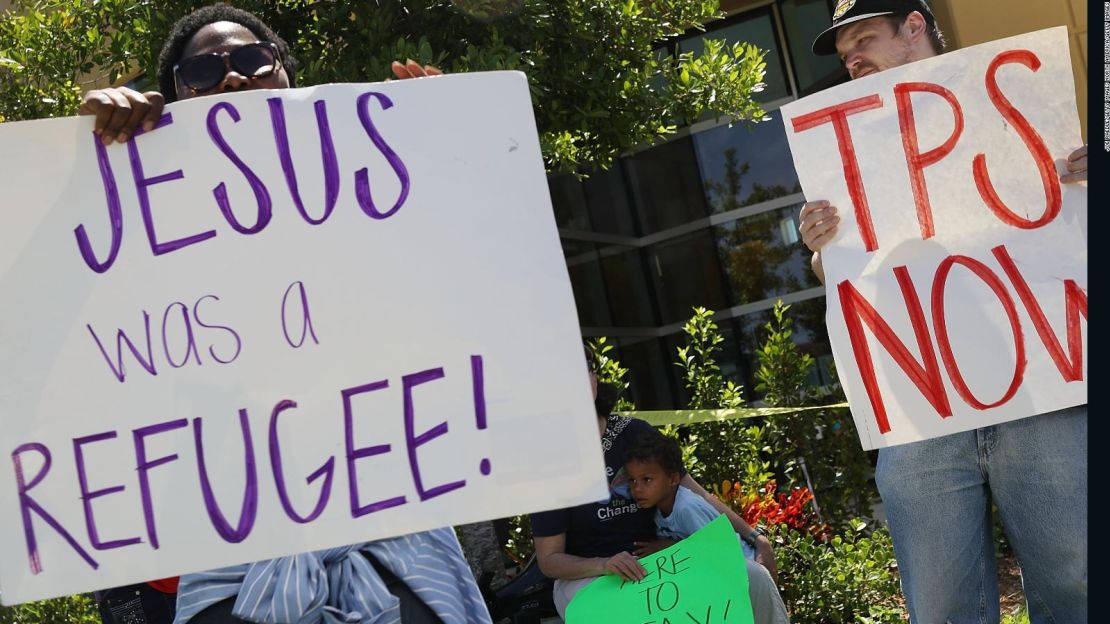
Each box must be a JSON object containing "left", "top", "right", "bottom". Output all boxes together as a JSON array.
[{"left": 172, "top": 528, "right": 492, "bottom": 623}]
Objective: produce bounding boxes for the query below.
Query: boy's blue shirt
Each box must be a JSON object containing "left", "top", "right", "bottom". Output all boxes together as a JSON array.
[{"left": 654, "top": 485, "right": 757, "bottom": 560}]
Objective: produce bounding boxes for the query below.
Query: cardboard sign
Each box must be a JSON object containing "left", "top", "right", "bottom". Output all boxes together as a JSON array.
[
  {"left": 564, "top": 515, "right": 754, "bottom": 624},
  {"left": 781, "top": 28, "right": 1087, "bottom": 449},
  {"left": 0, "top": 72, "right": 609, "bottom": 603}
]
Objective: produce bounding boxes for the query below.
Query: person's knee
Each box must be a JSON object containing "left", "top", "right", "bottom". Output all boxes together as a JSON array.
[{"left": 745, "top": 560, "right": 789, "bottom": 624}]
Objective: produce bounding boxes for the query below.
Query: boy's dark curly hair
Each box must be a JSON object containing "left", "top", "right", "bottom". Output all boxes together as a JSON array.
[
  {"left": 157, "top": 4, "right": 298, "bottom": 102},
  {"left": 624, "top": 430, "right": 684, "bottom": 476}
]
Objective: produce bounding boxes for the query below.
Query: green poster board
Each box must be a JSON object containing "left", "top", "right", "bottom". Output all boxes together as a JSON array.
[{"left": 565, "top": 515, "right": 755, "bottom": 624}]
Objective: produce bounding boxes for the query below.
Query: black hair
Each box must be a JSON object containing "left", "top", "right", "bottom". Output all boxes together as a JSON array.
[
  {"left": 883, "top": 12, "right": 946, "bottom": 55},
  {"left": 624, "top": 430, "right": 684, "bottom": 476},
  {"left": 157, "top": 4, "right": 298, "bottom": 102}
]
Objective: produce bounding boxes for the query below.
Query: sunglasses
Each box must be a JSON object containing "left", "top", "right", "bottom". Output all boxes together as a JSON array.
[{"left": 174, "top": 41, "right": 283, "bottom": 93}]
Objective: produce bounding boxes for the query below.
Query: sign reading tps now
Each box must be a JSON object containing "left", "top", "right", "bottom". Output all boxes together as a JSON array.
[
  {"left": 782, "top": 28, "right": 1087, "bottom": 450},
  {"left": 0, "top": 72, "right": 608, "bottom": 603}
]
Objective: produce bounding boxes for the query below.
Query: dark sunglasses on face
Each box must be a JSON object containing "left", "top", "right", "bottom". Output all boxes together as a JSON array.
[{"left": 174, "top": 41, "right": 282, "bottom": 93}]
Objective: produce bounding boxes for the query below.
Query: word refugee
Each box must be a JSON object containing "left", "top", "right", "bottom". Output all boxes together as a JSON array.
[
  {"left": 75, "top": 90, "right": 408, "bottom": 274},
  {"left": 788, "top": 49, "right": 1087, "bottom": 435},
  {"left": 10, "top": 355, "right": 492, "bottom": 575}
]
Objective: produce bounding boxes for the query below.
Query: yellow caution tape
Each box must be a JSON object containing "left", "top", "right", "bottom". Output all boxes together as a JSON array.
[{"left": 618, "top": 403, "right": 850, "bottom": 427}]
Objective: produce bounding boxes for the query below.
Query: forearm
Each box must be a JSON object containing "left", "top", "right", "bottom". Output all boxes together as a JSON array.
[
  {"left": 537, "top": 551, "right": 606, "bottom": 580},
  {"left": 811, "top": 251, "right": 826, "bottom": 285}
]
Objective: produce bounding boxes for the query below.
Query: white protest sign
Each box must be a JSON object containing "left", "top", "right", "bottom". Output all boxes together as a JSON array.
[
  {"left": 0, "top": 71, "right": 609, "bottom": 603},
  {"left": 781, "top": 28, "right": 1087, "bottom": 450}
]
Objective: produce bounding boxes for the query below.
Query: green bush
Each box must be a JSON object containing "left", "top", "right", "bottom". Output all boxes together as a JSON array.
[
  {"left": 673, "top": 307, "right": 771, "bottom": 491},
  {"left": 0, "top": 594, "right": 99, "bottom": 624},
  {"left": 755, "top": 302, "right": 876, "bottom": 530},
  {"left": 774, "top": 520, "right": 903, "bottom": 624}
]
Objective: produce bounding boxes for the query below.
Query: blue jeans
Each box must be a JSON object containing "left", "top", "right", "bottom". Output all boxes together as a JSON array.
[{"left": 876, "top": 406, "right": 1087, "bottom": 624}]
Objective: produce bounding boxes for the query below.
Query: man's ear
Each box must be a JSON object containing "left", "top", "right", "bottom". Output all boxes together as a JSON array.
[
  {"left": 903, "top": 11, "right": 928, "bottom": 42},
  {"left": 669, "top": 473, "right": 682, "bottom": 486}
]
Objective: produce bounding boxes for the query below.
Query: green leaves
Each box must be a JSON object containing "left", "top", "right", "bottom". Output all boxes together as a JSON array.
[
  {"left": 0, "top": 0, "right": 160, "bottom": 122},
  {"left": 0, "top": 593, "right": 99, "bottom": 623},
  {"left": 775, "top": 522, "right": 903, "bottom": 623},
  {"left": 1, "top": 0, "right": 767, "bottom": 174},
  {"left": 587, "top": 336, "right": 636, "bottom": 412}
]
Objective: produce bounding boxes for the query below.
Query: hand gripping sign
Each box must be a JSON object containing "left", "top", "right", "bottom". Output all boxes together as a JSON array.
[
  {"left": 565, "top": 515, "right": 754, "bottom": 624},
  {"left": 781, "top": 27, "right": 1087, "bottom": 450},
  {"left": 0, "top": 72, "right": 608, "bottom": 603}
]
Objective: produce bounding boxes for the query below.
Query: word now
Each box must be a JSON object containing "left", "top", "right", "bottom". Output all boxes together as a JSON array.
[
  {"left": 75, "top": 91, "right": 409, "bottom": 274},
  {"left": 10, "top": 356, "right": 490, "bottom": 574},
  {"left": 791, "top": 49, "right": 1062, "bottom": 252},
  {"left": 840, "top": 244, "right": 1086, "bottom": 433}
]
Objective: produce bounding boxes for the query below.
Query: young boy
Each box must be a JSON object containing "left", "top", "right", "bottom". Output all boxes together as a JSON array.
[{"left": 624, "top": 429, "right": 757, "bottom": 560}]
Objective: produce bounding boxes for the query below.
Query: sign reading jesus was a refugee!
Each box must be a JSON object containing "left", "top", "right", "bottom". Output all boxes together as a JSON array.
[
  {"left": 782, "top": 28, "right": 1087, "bottom": 450},
  {"left": 0, "top": 72, "right": 608, "bottom": 604}
]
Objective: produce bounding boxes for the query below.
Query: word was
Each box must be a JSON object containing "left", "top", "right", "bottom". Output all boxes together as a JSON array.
[{"left": 86, "top": 281, "right": 318, "bottom": 383}]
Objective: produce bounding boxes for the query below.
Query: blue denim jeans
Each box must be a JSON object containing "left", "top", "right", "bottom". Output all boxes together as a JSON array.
[{"left": 876, "top": 406, "right": 1087, "bottom": 624}]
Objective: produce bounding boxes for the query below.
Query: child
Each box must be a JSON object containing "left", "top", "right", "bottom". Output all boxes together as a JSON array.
[{"left": 623, "top": 429, "right": 757, "bottom": 560}]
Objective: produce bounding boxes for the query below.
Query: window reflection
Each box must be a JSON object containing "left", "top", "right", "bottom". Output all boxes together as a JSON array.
[
  {"left": 563, "top": 240, "right": 611, "bottom": 327},
  {"left": 550, "top": 173, "right": 590, "bottom": 231},
  {"left": 617, "top": 337, "right": 678, "bottom": 409},
  {"left": 780, "top": 0, "right": 848, "bottom": 95},
  {"left": 583, "top": 167, "right": 638, "bottom": 236},
  {"left": 599, "top": 247, "right": 657, "bottom": 327},
  {"left": 714, "top": 204, "right": 821, "bottom": 306},
  {"left": 624, "top": 137, "right": 709, "bottom": 234},
  {"left": 694, "top": 109, "right": 802, "bottom": 214},
  {"left": 648, "top": 230, "right": 729, "bottom": 326}
]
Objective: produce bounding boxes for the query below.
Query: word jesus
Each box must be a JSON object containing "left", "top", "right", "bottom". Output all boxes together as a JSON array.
[{"left": 75, "top": 91, "right": 408, "bottom": 274}]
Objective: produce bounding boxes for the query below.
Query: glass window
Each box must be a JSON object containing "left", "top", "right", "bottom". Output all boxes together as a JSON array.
[
  {"left": 562, "top": 240, "right": 612, "bottom": 327},
  {"left": 582, "top": 167, "right": 638, "bottom": 237},
  {"left": 599, "top": 247, "right": 658, "bottom": 327},
  {"left": 647, "top": 229, "right": 730, "bottom": 326},
  {"left": 780, "top": 0, "right": 848, "bottom": 95},
  {"left": 623, "top": 137, "right": 709, "bottom": 235},
  {"left": 693, "top": 109, "right": 802, "bottom": 215},
  {"left": 713, "top": 203, "right": 822, "bottom": 306},
  {"left": 618, "top": 337, "right": 678, "bottom": 410},
  {"left": 549, "top": 173, "right": 591, "bottom": 231},
  {"left": 678, "top": 10, "right": 790, "bottom": 103}
]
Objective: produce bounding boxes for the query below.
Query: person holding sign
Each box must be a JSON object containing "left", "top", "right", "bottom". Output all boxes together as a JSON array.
[
  {"left": 623, "top": 429, "right": 760, "bottom": 563},
  {"left": 795, "top": 2, "right": 1087, "bottom": 623},
  {"left": 77, "top": 5, "right": 486, "bottom": 624},
  {"left": 530, "top": 362, "right": 789, "bottom": 623}
]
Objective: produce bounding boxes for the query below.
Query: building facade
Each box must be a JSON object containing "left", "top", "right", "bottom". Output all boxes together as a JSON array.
[{"left": 556, "top": 0, "right": 1089, "bottom": 409}]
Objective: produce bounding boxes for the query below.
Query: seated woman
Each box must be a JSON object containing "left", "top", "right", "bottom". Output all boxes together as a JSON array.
[
  {"left": 530, "top": 358, "right": 790, "bottom": 623},
  {"left": 80, "top": 6, "right": 483, "bottom": 624}
]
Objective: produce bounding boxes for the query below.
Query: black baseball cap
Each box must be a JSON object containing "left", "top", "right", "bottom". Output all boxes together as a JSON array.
[{"left": 812, "top": 0, "right": 936, "bottom": 56}]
